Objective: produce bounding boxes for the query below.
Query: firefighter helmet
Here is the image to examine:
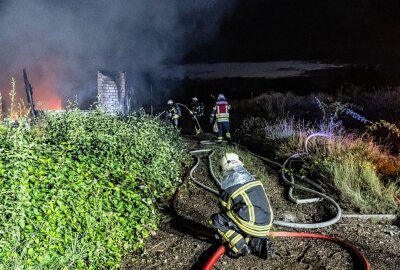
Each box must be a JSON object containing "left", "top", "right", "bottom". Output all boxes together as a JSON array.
[
  {"left": 167, "top": 100, "right": 174, "bottom": 105},
  {"left": 221, "top": 152, "right": 240, "bottom": 172},
  {"left": 192, "top": 97, "right": 198, "bottom": 101},
  {"left": 217, "top": 94, "right": 225, "bottom": 100}
]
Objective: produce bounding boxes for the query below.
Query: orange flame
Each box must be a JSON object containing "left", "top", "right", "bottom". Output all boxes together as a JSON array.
[
  {"left": 31, "top": 57, "right": 64, "bottom": 110},
  {"left": 34, "top": 78, "right": 62, "bottom": 110}
]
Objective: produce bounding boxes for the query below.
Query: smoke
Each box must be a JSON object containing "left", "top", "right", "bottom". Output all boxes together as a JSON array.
[{"left": 0, "top": 0, "right": 237, "bottom": 109}]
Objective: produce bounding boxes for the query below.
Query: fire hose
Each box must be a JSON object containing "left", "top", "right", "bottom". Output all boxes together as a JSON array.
[
  {"left": 173, "top": 167, "right": 371, "bottom": 270},
  {"left": 192, "top": 134, "right": 342, "bottom": 229},
  {"left": 201, "top": 232, "right": 371, "bottom": 270},
  {"left": 178, "top": 134, "right": 372, "bottom": 269},
  {"left": 176, "top": 103, "right": 203, "bottom": 134}
]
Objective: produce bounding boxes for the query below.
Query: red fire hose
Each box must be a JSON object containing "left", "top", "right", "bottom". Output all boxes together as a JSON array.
[
  {"left": 202, "top": 231, "right": 371, "bottom": 270},
  {"left": 202, "top": 245, "right": 226, "bottom": 270}
]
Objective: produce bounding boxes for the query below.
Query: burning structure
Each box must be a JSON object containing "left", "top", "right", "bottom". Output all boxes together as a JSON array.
[{"left": 97, "top": 70, "right": 133, "bottom": 115}]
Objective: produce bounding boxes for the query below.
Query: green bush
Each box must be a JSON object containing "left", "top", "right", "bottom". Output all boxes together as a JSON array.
[{"left": 0, "top": 109, "right": 188, "bottom": 269}]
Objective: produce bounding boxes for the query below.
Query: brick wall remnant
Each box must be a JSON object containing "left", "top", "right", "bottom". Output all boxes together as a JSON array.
[{"left": 97, "top": 70, "right": 127, "bottom": 114}]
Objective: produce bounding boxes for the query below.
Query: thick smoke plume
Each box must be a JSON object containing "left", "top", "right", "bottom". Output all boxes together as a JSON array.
[{"left": 0, "top": 0, "right": 236, "bottom": 110}]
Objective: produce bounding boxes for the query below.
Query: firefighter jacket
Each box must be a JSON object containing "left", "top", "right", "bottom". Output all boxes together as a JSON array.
[
  {"left": 218, "top": 164, "right": 274, "bottom": 237},
  {"left": 167, "top": 104, "right": 181, "bottom": 119},
  {"left": 210, "top": 100, "right": 230, "bottom": 123}
]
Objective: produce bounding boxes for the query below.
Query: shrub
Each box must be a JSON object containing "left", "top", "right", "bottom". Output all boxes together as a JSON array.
[{"left": 0, "top": 108, "right": 188, "bottom": 269}]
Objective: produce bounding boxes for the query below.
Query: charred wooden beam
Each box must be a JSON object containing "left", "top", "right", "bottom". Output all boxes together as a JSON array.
[{"left": 23, "top": 69, "right": 37, "bottom": 118}]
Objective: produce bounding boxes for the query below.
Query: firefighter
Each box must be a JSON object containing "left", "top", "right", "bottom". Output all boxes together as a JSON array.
[
  {"left": 166, "top": 100, "right": 181, "bottom": 128},
  {"left": 210, "top": 94, "right": 231, "bottom": 142},
  {"left": 191, "top": 97, "right": 204, "bottom": 135},
  {"left": 191, "top": 97, "right": 204, "bottom": 118},
  {"left": 209, "top": 153, "right": 274, "bottom": 259}
]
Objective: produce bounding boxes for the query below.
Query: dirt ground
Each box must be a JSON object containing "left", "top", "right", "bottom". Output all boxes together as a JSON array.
[{"left": 123, "top": 137, "right": 400, "bottom": 270}]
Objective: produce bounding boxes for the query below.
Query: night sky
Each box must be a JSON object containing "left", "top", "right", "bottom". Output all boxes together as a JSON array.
[{"left": 185, "top": 0, "right": 400, "bottom": 64}]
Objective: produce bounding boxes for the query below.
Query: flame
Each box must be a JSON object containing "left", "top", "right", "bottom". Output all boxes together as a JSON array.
[
  {"left": 34, "top": 78, "right": 62, "bottom": 110},
  {"left": 31, "top": 57, "right": 64, "bottom": 111},
  {"left": 0, "top": 57, "right": 65, "bottom": 117}
]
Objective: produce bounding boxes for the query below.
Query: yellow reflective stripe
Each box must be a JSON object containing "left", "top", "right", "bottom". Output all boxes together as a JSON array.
[
  {"left": 236, "top": 215, "right": 271, "bottom": 231},
  {"left": 230, "top": 234, "right": 243, "bottom": 248},
  {"left": 241, "top": 192, "right": 255, "bottom": 225},
  {"left": 225, "top": 229, "right": 235, "bottom": 239},
  {"left": 227, "top": 196, "right": 232, "bottom": 211},
  {"left": 227, "top": 182, "right": 260, "bottom": 211},
  {"left": 216, "top": 118, "right": 229, "bottom": 122},
  {"left": 217, "top": 229, "right": 231, "bottom": 243},
  {"left": 231, "top": 245, "right": 238, "bottom": 253},
  {"left": 231, "top": 181, "right": 262, "bottom": 199},
  {"left": 225, "top": 180, "right": 274, "bottom": 236},
  {"left": 226, "top": 211, "right": 271, "bottom": 237},
  {"left": 219, "top": 198, "right": 227, "bottom": 208}
]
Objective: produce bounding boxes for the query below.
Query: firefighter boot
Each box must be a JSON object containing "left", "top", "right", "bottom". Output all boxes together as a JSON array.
[
  {"left": 249, "top": 237, "right": 275, "bottom": 260},
  {"left": 226, "top": 243, "right": 251, "bottom": 259}
]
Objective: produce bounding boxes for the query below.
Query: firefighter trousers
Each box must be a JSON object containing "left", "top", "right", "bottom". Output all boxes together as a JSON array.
[
  {"left": 210, "top": 212, "right": 274, "bottom": 259},
  {"left": 210, "top": 213, "right": 250, "bottom": 257},
  {"left": 217, "top": 121, "right": 230, "bottom": 142}
]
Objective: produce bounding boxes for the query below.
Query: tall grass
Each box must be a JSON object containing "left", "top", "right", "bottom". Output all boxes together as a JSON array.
[
  {"left": 236, "top": 116, "right": 399, "bottom": 213},
  {"left": 322, "top": 153, "right": 398, "bottom": 212}
]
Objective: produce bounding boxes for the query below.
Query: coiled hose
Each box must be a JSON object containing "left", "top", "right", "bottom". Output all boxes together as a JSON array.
[{"left": 191, "top": 133, "right": 342, "bottom": 229}]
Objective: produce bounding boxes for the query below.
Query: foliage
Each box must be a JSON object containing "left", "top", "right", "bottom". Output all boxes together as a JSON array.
[
  {"left": 363, "top": 119, "right": 400, "bottom": 156},
  {"left": 0, "top": 78, "right": 30, "bottom": 121},
  {"left": 0, "top": 108, "right": 188, "bottom": 269},
  {"left": 234, "top": 117, "right": 268, "bottom": 140},
  {"left": 365, "top": 119, "right": 400, "bottom": 137}
]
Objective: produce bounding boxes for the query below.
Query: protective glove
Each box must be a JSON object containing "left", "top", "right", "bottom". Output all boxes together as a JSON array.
[{"left": 210, "top": 118, "right": 214, "bottom": 124}]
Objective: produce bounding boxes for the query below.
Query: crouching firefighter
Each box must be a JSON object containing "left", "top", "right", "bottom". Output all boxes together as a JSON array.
[
  {"left": 210, "top": 94, "right": 231, "bottom": 142},
  {"left": 166, "top": 100, "right": 181, "bottom": 128},
  {"left": 209, "top": 153, "right": 274, "bottom": 259}
]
